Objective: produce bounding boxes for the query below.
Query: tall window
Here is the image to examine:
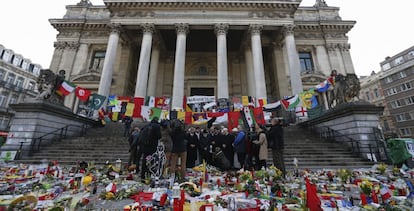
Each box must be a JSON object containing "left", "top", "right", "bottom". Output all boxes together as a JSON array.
[
  {"left": 373, "top": 88, "right": 380, "bottom": 98},
  {"left": 27, "top": 81, "right": 35, "bottom": 90},
  {"left": 15, "top": 77, "right": 24, "bottom": 87},
  {"left": 9, "top": 95, "right": 18, "bottom": 104},
  {"left": 89, "top": 51, "right": 106, "bottom": 72},
  {"left": 400, "top": 128, "right": 412, "bottom": 136},
  {"left": 0, "top": 69, "right": 5, "bottom": 81},
  {"left": 6, "top": 73, "right": 15, "bottom": 84},
  {"left": 365, "top": 91, "right": 370, "bottom": 101},
  {"left": 299, "top": 52, "right": 313, "bottom": 73},
  {"left": 0, "top": 92, "right": 8, "bottom": 107},
  {"left": 384, "top": 77, "right": 393, "bottom": 84}
]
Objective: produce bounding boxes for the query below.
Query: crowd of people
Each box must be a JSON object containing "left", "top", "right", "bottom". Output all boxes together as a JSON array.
[{"left": 125, "top": 117, "right": 286, "bottom": 182}]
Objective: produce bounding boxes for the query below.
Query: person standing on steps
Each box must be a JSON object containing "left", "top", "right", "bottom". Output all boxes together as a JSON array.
[
  {"left": 128, "top": 126, "right": 140, "bottom": 168},
  {"left": 122, "top": 116, "right": 133, "bottom": 137},
  {"left": 139, "top": 117, "right": 162, "bottom": 180},
  {"left": 268, "top": 118, "right": 286, "bottom": 177}
]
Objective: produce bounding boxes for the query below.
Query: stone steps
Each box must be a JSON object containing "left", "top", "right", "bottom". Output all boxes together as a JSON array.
[{"left": 15, "top": 123, "right": 374, "bottom": 170}]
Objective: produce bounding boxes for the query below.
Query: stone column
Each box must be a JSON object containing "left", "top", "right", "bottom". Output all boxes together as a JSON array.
[
  {"left": 147, "top": 40, "right": 160, "bottom": 97},
  {"left": 215, "top": 23, "right": 229, "bottom": 99},
  {"left": 72, "top": 43, "right": 89, "bottom": 75},
  {"left": 49, "top": 42, "right": 65, "bottom": 71},
  {"left": 244, "top": 45, "right": 255, "bottom": 97},
  {"left": 249, "top": 25, "right": 267, "bottom": 100},
  {"left": 171, "top": 24, "right": 189, "bottom": 110},
  {"left": 283, "top": 24, "right": 303, "bottom": 95},
  {"left": 135, "top": 24, "right": 155, "bottom": 97},
  {"left": 97, "top": 24, "right": 121, "bottom": 99},
  {"left": 340, "top": 43, "right": 355, "bottom": 74},
  {"left": 315, "top": 45, "right": 331, "bottom": 75}
]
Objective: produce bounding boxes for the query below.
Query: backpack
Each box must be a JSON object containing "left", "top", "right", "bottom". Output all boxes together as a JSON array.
[{"left": 139, "top": 124, "right": 153, "bottom": 146}]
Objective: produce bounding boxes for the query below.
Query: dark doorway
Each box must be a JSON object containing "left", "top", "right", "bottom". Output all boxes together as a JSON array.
[{"left": 190, "top": 88, "right": 214, "bottom": 96}]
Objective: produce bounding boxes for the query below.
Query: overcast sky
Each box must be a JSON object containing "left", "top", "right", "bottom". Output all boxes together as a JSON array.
[{"left": 1, "top": 0, "right": 413, "bottom": 76}]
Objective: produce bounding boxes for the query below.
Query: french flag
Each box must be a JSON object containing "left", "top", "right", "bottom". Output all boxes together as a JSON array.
[{"left": 315, "top": 80, "right": 330, "bottom": 93}]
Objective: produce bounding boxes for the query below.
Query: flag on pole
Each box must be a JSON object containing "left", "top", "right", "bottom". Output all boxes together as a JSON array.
[
  {"left": 305, "top": 178, "right": 322, "bottom": 211},
  {"left": 281, "top": 95, "right": 300, "bottom": 110},
  {"left": 56, "top": 80, "right": 75, "bottom": 96},
  {"left": 257, "top": 98, "right": 267, "bottom": 107},
  {"left": 253, "top": 107, "right": 265, "bottom": 125},
  {"left": 315, "top": 80, "right": 330, "bottom": 93},
  {"left": 242, "top": 106, "right": 255, "bottom": 128},
  {"left": 125, "top": 103, "right": 135, "bottom": 117},
  {"left": 90, "top": 93, "right": 106, "bottom": 110},
  {"left": 140, "top": 106, "right": 151, "bottom": 121},
  {"left": 295, "top": 107, "right": 308, "bottom": 117},
  {"left": 133, "top": 97, "right": 144, "bottom": 118},
  {"left": 75, "top": 86, "right": 91, "bottom": 102},
  {"left": 228, "top": 111, "right": 240, "bottom": 131},
  {"left": 263, "top": 100, "right": 281, "bottom": 111}
]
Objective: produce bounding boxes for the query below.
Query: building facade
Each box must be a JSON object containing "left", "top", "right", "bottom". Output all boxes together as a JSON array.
[
  {"left": 49, "top": 0, "right": 356, "bottom": 112},
  {"left": 0, "top": 44, "right": 40, "bottom": 132},
  {"left": 359, "top": 72, "right": 396, "bottom": 138},
  {"left": 379, "top": 46, "right": 414, "bottom": 138}
]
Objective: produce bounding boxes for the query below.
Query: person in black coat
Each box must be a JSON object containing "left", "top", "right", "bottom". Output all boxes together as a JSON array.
[
  {"left": 140, "top": 117, "right": 162, "bottom": 180},
  {"left": 186, "top": 127, "right": 198, "bottom": 168},
  {"left": 170, "top": 119, "right": 187, "bottom": 180},
  {"left": 268, "top": 118, "right": 286, "bottom": 176},
  {"left": 219, "top": 128, "right": 235, "bottom": 169}
]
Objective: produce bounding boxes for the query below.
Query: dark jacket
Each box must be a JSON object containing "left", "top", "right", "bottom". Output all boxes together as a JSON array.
[
  {"left": 268, "top": 124, "right": 284, "bottom": 150},
  {"left": 140, "top": 121, "right": 162, "bottom": 153},
  {"left": 171, "top": 128, "right": 187, "bottom": 153}
]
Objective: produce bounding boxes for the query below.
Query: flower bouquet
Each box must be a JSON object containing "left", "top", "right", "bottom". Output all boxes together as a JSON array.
[
  {"left": 268, "top": 165, "right": 283, "bottom": 181},
  {"left": 359, "top": 179, "right": 373, "bottom": 195},
  {"left": 337, "top": 169, "right": 352, "bottom": 183},
  {"left": 376, "top": 163, "right": 388, "bottom": 175}
]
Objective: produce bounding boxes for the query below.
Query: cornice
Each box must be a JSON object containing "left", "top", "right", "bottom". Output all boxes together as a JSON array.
[{"left": 104, "top": 1, "right": 301, "bottom": 10}]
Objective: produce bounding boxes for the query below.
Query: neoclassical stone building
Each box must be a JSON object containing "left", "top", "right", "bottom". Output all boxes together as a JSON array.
[{"left": 49, "top": 0, "right": 356, "bottom": 111}]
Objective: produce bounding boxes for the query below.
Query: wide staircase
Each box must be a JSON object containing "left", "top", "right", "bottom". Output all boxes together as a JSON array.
[
  {"left": 15, "top": 122, "right": 374, "bottom": 170},
  {"left": 15, "top": 122, "right": 132, "bottom": 165},
  {"left": 274, "top": 124, "right": 374, "bottom": 170}
]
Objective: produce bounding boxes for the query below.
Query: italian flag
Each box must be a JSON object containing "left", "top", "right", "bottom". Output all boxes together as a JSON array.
[{"left": 56, "top": 80, "right": 76, "bottom": 96}]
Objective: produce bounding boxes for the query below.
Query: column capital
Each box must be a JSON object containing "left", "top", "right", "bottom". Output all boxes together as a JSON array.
[
  {"left": 175, "top": 23, "right": 189, "bottom": 35},
  {"left": 108, "top": 23, "right": 122, "bottom": 34},
  {"left": 141, "top": 23, "right": 155, "bottom": 34},
  {"left": 248, "top": 24, "right": 263, "bottom": 36},
  {"left": 282, "top": 24, "right": 295, "bottom": 36},
  {"left": 214, "top": 23, "right": 229, "bottom": 35}
]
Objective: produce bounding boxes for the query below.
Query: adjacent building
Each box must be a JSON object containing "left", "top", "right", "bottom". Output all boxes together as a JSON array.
[
  {"left": 360, "top": 46, "right": 414, "bottom": 138},
  {"left": 0, "top": 44, "right": 40, "bottom": 133},
  {"left": 48, "top": 0, "right": 357, "bottom": 112},
  {"left": 379, "top": 46, "right": 414, "bottom": 138}
]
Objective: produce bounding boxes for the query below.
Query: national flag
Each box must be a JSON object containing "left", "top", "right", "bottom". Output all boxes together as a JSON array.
[
  {"left": 125, "top": 103, "right": 135, "bottom": 117},
  {"left": 133, "top": 97, "right": 144, "bottom": 118},
  {"left": 300, "top": 89, "right": 315, "bottom": 109},
  {"left": 90, "top": 93, "right": 106, "bottom": 110},
  {"left": 228, "top": 111, "right": 240, "bottom": 131},
  {"left": 146, "top": 96, "right": 156, "bottom": 108},
  {"left": 182, "top": 96, "right": 187, "bottom": 111},
  {"left": 108, "top": 95, "right": 118, "bottom": 107},
  {"left": 257, "top": 98, "right": 267, "bottom": 107},
  {"left": 295, "top": 107, "right": 308, "bottom": 117},
  {"left": 192, "top": 112, "right": 208, "bottom": 124},
  {"left": 185, "top": 112, "right": 193, "bottom": 124},
  {"left": 307, "top": 106, "right": 324, "bottom": 119},
  {"left": 305, "top": 178, "right": 322, "bottom": 211},
  {"left": 56, "top": 80, "right": 75, "bottom": 96},
  {"left": 111, "top": 112, "right": 119, "bottom": 121},
  {"left": 155, "top": 97, "right": 166, "bottom": 108},
  {"left": 315, "top": 80, "right": 330, "bottom": 93},
  {"left": 253, "top": 107, "right": 265, "bottom": 125},
  {"left": 75, "top": 86, "right": 91, "bottom": 102},
  {"left": 281, "top": 95, "right": 300, "bottom": 110},
  {"left": 140, "top": 106, "right": 151, "bottom": 121},
  {"left": 242, "top": 107, "right": 255, "bottom": 128},
  {"left": 380, "top": 185, "right": 392, "bottom": 201},
  {"left": 242, "top": 96, "right": 249, "bottom": 106},
  {"left": 161, "top": 110, "right": 170, "bottom": 120},
  {"left": 263, "top": 100, "right": 281, "bottom": 111},
  {"left": 207, "top": 112, "right": 225, "bottom": 118},
  {"left": 311, "top": 96, "right": 319, "bottom": 108},
  {"left": 203, "top": 101, "right": 217, "bottom": 110},
  {"left": 185, "top": 104, "right": 193, "bottom": 112},
  {"left": 177, "top": 111, "right": 186, "bottom": 121},
  {"left": 150, "top": 107, "right": 162, "bottom": 121},
  {"left": 215, "top": 113, "right": 228, "bottom": 124}
]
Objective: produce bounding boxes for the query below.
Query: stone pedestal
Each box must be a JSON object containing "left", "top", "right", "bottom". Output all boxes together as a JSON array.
[
  {"left": 304, "top": 102, "right": 385, "bottom": 161},
  {"left": 3, "top": 100, "right": 96, "bottom": 158}
]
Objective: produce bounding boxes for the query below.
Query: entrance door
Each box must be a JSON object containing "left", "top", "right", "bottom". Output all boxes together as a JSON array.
[{"left": 190, "top": 88, "right": 214, "bottom": 96}]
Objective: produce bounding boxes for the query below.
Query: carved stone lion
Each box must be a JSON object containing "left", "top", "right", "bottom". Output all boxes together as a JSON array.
[{"left": 36, "top": 69, "right": 65, "bottom": 104}]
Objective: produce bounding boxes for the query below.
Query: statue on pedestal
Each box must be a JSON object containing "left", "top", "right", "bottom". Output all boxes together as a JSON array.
[
  {"left": 328, "top": 70, "right": 361, "bottom": 108},
  {"left": 35, "top": 69, "right": 65, "bottom": 104}
]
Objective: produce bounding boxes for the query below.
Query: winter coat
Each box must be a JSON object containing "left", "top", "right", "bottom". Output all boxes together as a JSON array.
[{"left": 256, "top": 131, "right": 268, "bottom": 160}]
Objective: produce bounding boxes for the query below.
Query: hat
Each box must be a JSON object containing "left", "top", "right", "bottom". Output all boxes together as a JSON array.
[{"left": 232, "top": 128, "right": 238, "bottom": 132}]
